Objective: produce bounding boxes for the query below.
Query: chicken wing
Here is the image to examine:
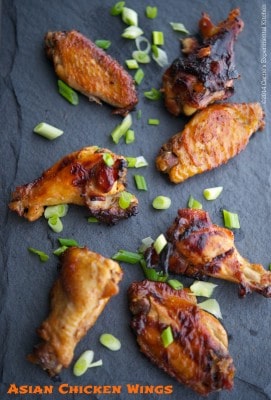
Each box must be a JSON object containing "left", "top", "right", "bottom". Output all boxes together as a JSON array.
[
  {"left": 156, "top": 103, "right": 265, "bottom": 184},
  {"left": 45, "top": 30, "right": 138, "bottom": 115},
  {"left": 128, "top": 280, "right": 235, "bottom": 395},
  {"left": 162, "top": 9, "right": 244, "bottom": 116},
  {"left": 146, "top": 209, "right": 271, "bottom": 297},
  {"left": 9, "top": 146, "right": 138, "bottom": 224},
  {"left": 28, "top": 246, "right": 123, "bottom": 376}
]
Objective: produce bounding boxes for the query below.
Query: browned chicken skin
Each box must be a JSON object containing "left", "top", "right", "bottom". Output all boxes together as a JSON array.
[
  {"left": 45, "top": 30, "right": 138, "bottom": 115},
  {"left": 162, "top": 9, "right": 244, "bottom": 116},
  {"left": 147, "top": 209, "right": 271, "bottom": 297},
  {"left": 156, "top": 103, "right": 265, "bottom": 184},
  {"left": 28, "top": 247, "right": 123, "bottom": 376},
  {"left": 9, "top": 146, "right": 138, "bottom": 224},
  {"left": 128, "top": 280, "right": 235, "bottom": 395}
]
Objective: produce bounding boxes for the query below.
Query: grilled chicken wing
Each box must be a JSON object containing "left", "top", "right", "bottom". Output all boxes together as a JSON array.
[
  {"left": 162, "top": 9, "right": 244, "bottom": 116},
  {"left": 128, "top": 280, "right": 235, "bottom": 395},
  {"left": 28, "top": 247, "right": 123, "bottom": 376},
  {"left": 156, "top": 103, "right": 265, "bottom": 184},
  {"left": 9, "top": 146, "right": 138, "bottom": 224},
  {"left": 146, "top": 209, "right": 271, "bottom": 297},
  {"left": 45, "top": 30, "right": 138, "bottom": 116}
]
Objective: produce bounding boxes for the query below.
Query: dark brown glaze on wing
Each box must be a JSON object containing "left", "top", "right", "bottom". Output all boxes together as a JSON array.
[
  {"left": 128, "top": 280, "right": 235, "bottom": 396},
  {"left": 45, "top": 30, "right": 138, "bottom": 116},
  {"left": 156, "top": 103, "right": 265, "bottom": 184},
  {"left": 162, "top": 9, "right": 244, "bottom": 116},
  {"left": 28, "top": 247, "right": 123, "bottom": 377},
  {"left": 9, "top": 146, "right": 138, "bottom": 224}
]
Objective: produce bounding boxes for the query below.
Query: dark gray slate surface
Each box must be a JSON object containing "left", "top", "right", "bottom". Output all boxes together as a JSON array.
[{"left": 0, "top": 1, "right": 270, "bottom": 399}]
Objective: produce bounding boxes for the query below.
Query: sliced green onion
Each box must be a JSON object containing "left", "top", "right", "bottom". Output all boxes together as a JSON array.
[
  {"left": 112, "top": 250, "right": 142, "bottom": 264},
  {"left": 134, "top": 68, "right": 144, "bottom": 85},
  {"left": 153, "top": 233, "right": 167, "bottom": 254},
  {"left": 122, "top": 7, "right": 138, "bottom": 26},
  {"left": 198, "top": 299, "right": 222, "bottom": 319},
  {"left": 138, "top": 236, "right": 154, "bottom": 253},
  {"left": 95, "top": 40, "right": 111, "bottom": 49},
  {"left": 122, "top": 26, "right": 143, "bottom": 39},
  {"left": 148, "top": 118, "right": 160, "bottom": 125},
  {"left": 125, "top": 129, "right": 135, "bottom": 144},
  {"left": 187, "top": 195, "right": 202, "bottom": 209},
  {"left": 58, "top": 80, "right": 79, "bottom": 105},
  {"left": 33, "top": 122, "right": 63, "bottom": 140},
  {"left": 48, "top": 215, "right": 63, "bottom": 233},
  {"left": 119, "top": 191, "right": 133, "bottom": 209},
  {"left": 170, "top": 22, "right": 190, "bottom": 34},
  {"left": 146, "top": 6, "right": 157, "bottom": 19},
  {"left": 203, "top": 186, "right": 223, "bottom": 201},
  {"left": 269, "top": 264, "right": 271, "bottom": 271},
  {"left": 152, "top": 196, "right": 171, "bottom": 210},
  {"left": 137, "top": 109, "right": 142, "bottom": 120},
  {"left": 53, "top": 246, "right": 68, "bottom": 256},
  {"left": 44, "top": 204, "right": 68, "bottom": 219},
  {"left": 87, "top": 216, "right": 99, "bottom": 223},
  {"left": 222, "top": 209, "right": 240, "bottom": 229},
  {"left": 134, "top": 174, "right": 148, "bottom": 191},
  {"left": 73, "top": 350, "right": 94, "bottom": 377},
  {"left": 58, "top": 238, "right": 79, "bottom": 247},
  {"left": 125, "top": 59, "right": 139, "bottom": 69},
  {"left": 111, "top": 113, "right": 132, "bottom": 144},
  {"left": 190, "top": 281, "right": 217, "bottom": 298},
  {"left": 161, "top": 326, "right": 174, "bottom": 348},
  {"left": 126, "top": 157, "right": 136, "bottom": 168},
  {"left": 140, "top": 259, "right": 167, "bottom": 282},
  {"left": 167, "top": 279, "right": 183, "bottom": 290},
  {"left": 28, "top": 247, "right": 49, "bottom": 262},
  {"left": 103, "top": 153, "right": 114, "bottom": 167},
  {"left": 135, "top": 36, "right": 151, "bottom": 54},
  {"left": 135, "top": 156, "right": 148, "bottom": 168},
  {"left": 132, "top": 50, "right": 151, "bottom": 64},
  {"left": 89, "top": 359, "right": 103, "bottom": 368},
  {"left": 144, "top": 88, "right": 161, "bottom": 100},
  {"left": 152, "top": 47, "right": 169, "bottom": 67},
  {"left": 110, "top": 1, "right": 125, "bottom": 16},
  {"left": 151, "top": 44, "right": 159, "bottom": 58},
  {"left": 100, "top": 333, "right": 121, "bottom": 351},
  {"left": 152, "top": 31, "right": 164, "bottom": 46}
]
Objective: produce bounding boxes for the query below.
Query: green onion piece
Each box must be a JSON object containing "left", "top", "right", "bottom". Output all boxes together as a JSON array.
[
  {"left": 111, "top": 113, "right": 132, "bottom": 144},
  {"left": 151, "top": 44, "right": 159, "bottom": 58},
  {"left": 48, "top": 215, "right": 63, "bottom": 233},
  {"left": 146, "top": 6, "right": 157, "bottom": 19},
  {"left": 138, "top": 236, "right": 154, "bottom": 253},
  {"left": 167, "top": 279, "right": 183, "bottom": 290},
  {"left": 87, "top": 216, "right": 99, "bottom": 223},
  {"left": 152, "top": 196, "right": 171, "bottom": 210},
  {"left": 187, "top": 195, "right": 202, "bottom": 209},
  {"left": 152, "top": 31, "right": 164, "bottom": 46},
  {"left": 126, "top": 157, "right": 136, "bottom": 168},
  {"left": 122, "top": 26, "right": 143, "bottom": 39},
  {"left": 135, "top": 36, "right": 151, "bottom": 54},
  {"left": 161, "top": 326, "right": 174, "bottom": 348},
  {"left": 58, "top": 238, "right": 79, "bottom": 247},
  {"left": 53, "top": 246, "right": 68, "bottom": 256},
  {"left": 112, "top": 250, "right": 142, "bottom": 264},
  {"left": 122, "top": 7, "right": 138, "bottom": 26},
  {"left": 89, "top": 359, "right": 103, "bottom": 368},
  {"left": 28, "top": 247, "right": 49, "bottom": 262},
  {"left": 269, "top": 264, "right": 271, "bottom": 271},
  {"left": 190, "top": 281, "right": 217, "bottom": 298},
  {"left": 132, "top": 50, "right": 151, "bottom": 64},
  {"left": 100, "top": 333, "right": 121, "bottom": 351},
  {"left": 58, "top": 80, "right": 79, "bottom": 105},
  {"left": 148, "top": 118, "right": 160, "bottom": 125},
  {"left": 134, "top": 174, "right": 148, "bottom": 191},
  {"left": 135, "top": 156, "right": 148, "bottom": 168},
  {"left": 153, "top": 233, "right": 167, "bottom": 254},
  {"left": 140, "top": 259, "right": 168, "bottom": 282},
  {"left": 134, "top": 68, "right": 144, "bottom": 85},
  {"left": 110, "top": 1, "right": 125, "bottom": 15},
  {"left": 119, "top": 191, "right": 133, "bottom": 209},
  {"left": 125, "top": 59, "right": 139, "bottom": 69},
  {"left": 73, "top": 350, "right": 94, "bottom": 377},
  {"left": 152, "top": 47, "right": 169, "bottom": 67},
  {"left": 137, "top": 109, "right": 142, "bottom": 120},
  {"left": 144, "top": 88, "right": 161, "bottom": 100},
  {"left": 103, "top": 153, "right": 114, "bottom": 167},
  {"left": 222, "top": 209, "right": 240, "bottom": 229},
  {"left": 198, "top": 299, "right": 222, "bottom": 319},
  {"left": 95, "top": 40, "right": 111, "bottom": 50},
  {"left": 44, "top": 204, "right": 68, "bottom": 219},
  {"left": 125, "top": 129, "right": 135, "bottom": 144},
  {"left": 170, "top": 22, "right": 190, "bottom": 34},
  {"left": 33, "top": 122, "right": 63, "bottom": 140},
  {"left": 203, "top": 186, "right": 223, "bottom": 201}
]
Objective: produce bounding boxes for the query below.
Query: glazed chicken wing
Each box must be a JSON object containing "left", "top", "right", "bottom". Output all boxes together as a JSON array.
[
  {"left": 156, "top": 103, "right": 265, "bottom": 184},
  {"left": 162, "top": 9, "right": 244, "bottom": 116},
  {"left": 28, "top": 247, "right": 123, "bottom": 376},
  {"left": 45, "top": 30, "right": 138, "bottom": 115},
  {"left": 128, "top": 280, "right": 235, "bottom": 396},
  {"left": 9, "top": 146, "right": 138, "bottom": 224}
]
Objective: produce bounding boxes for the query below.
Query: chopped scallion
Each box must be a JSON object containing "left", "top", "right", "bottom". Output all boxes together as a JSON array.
[
  {"left": 73, "top": 350, "right": 94, "bottom": 377},
  {"left": 167, "top": 279, "right": 183, "bottom": 290},
  {"left": 119, "top": 191, "right": 133, "bottom": 209},
  {"left": 48, "top": 215, "right": 63, "bottom": 233},
  {"left": 134, "top": 68, "right": 144, "bottom": 85},
  {"left": 135, "top": 36, "right": 151, "bottom": 54},
  {"left": 125, "top": 59, "right": 139, "bottom": 69},
  {"left": 170, "top": 22, "right": 190, "bottom": 34},
  {"left": 122, "top": 7, "right": 138, "bottom": 26},
  {"left": 44, "top": 204, "right": 68, "bottom": 219},
  {"left": 103, "top": 153, "right": 114, "bottom": 167},
  {"left": 152, "top": 196, "right": 171, "bottom": 210},
  {"left": 110, "top": 1, "right": 125, "bottom": 16},
  {"left": 222, "top": 209, "right": 240, "bottom": 229},
  {"left": 122, "top": 26, "right": 143, "bottom": 39},
  {"left": 203, "top": 186, "right": 223, "bottom": 201},
  {"left": 138, "top": 236, "right": 154, "bottom": 253},
  {"left": 58, "top": 238, "right": 79, "bottom": 247},
  {"left": 28, "top": 247, "right": 49, "bottom": 262},
  {"left": 152, "top": 31, "right": 164, "bottom": 46},
  {"left": 269, "top": 264, "right": 271, "bottom": 271},
  {"left": 95, "top": 40, "right": 111, "bottom": 50},
  {"left": 33, "top": 122, "right": 63, "bottom": 140},
  {"left": 112, "top": 250, "right": 142, "bottom": 264},
  {"left": 111, "top": 113, "right": 132, "bottom": 144},
  {"left": 53, "top": 246, "right": 68, "bottom": 256},
  {"left": 87, "top": 216, "right": 99, "bottom": 223},
  {"left": 135, "top": 156, "right": 148, "bottom": 168},
  {"left": 140, "top": 259, "right": 168, "bottom": 282},
  {"left": 137, "top": 109, "right": 142, "bottom": 120},
  {"left": 100, "top": 333, "right": 121, "bottom": 351},
  {"left": 134, "top": 174, "right": 148, "bottom": 190},
  {"left": 190, "top": 281, "right": 217, "bottom": 298},
  {"left": 161, "top": 326, "right": 174, "bottom": 348},
  {"left": 132, "top": 50, "right": 151, "bottom": 64},
  {"left": 148, "top": 118, "right": 160, "bottom": 125},
  {"left": 146, "top": 6, "right": 158, "bottom": 19},
  {"left": 198, "top": 299, "right": 222, "bottom": 319},
  {"left": 58, "top": 80, "right": 79, "bottom": 105},
  {"left": 187, "top": 195, "right": 202, "bottom": 209},
  {"left": 125, "top": 129, "right": 135, "bottom": 144},
  {"left": 152, "top": 47, "right": 169, "bottom": 67},
  {"left": 153, "top": 233, "right": 167, "bottom": 254},
  {"left": 88, "top": 359, "right": 103, "bottom": 368},
  {"left": 126, "top": 157, "right": 136, "bottom": 168},
  {"left": 144, "top": 88, "right": 162, "bottom": 100},
  {"left": 151, "top": 44, "right": 159, "bottom": 58}
]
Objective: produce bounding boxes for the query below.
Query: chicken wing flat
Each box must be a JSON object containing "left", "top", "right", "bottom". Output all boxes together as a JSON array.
[
  {"left": 156, "top": 103, "right": 265, "bottom": 184},
  {"left": 28, "top": 246, "right": 123, "bottom": 376},
  {"left": 147, "top": 209, "right": 271, "bottom": 297},
  {"left": 128, "top": 280, "right": 235, "bottom": 395},
  {"left": 9, "top": 146, "right": 138, "bottom": 224},
  {"left": 45, "top": 30, "right": 138, "bottom": 116},
  {"left": 162, "top": 9, "right": 244, "bottom": 116}
]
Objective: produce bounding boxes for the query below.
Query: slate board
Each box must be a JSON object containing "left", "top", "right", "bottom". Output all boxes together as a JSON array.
[{"left": 0, "top": 1, "right": 270, "bottom": 399}]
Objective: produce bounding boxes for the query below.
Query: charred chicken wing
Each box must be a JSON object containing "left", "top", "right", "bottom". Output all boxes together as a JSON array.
[
  {"left": 45, "top": 30, "right": 138, "bottom": 115},
  {"left": 128, "top": 280, "right": 235, "bottom": 395},
  {"left": 9, "top": 146, "right": 138, "bottom": 224},
  {"left": 163, "top": 9, "right": 244, "bottom": 116},
  {"left": 156, "top": 103, "right": 265, "bottom": 184},
  {"left": 28, "top": 246, "right": 123, "bottom": 376}
]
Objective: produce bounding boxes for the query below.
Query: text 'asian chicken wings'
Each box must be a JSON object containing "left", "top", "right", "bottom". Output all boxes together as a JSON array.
[
  {"left": 9, "top": 146, "right": 138, "bottom": 224},
  {"left": 128, "top": 280, "right": 235, "bottom": 396},
  {"left": 28, "top": 247, "right": 123, "bottom": 377},
  {"left": 162, "top": 9, "right": 244, "bottom": 116}
]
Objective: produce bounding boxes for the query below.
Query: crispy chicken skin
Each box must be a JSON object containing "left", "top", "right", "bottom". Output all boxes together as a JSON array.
[
  {"left": 9, "top": 146, "right": 138, "bottom": 224},
  {"left": 147, "top": 209, "right": 271, "bottom": 297},
  {"left": 28, "top": 247, "right": 123, "bottom": 376},
  {"left": 45, "top": 30, "right": 138, "bottom": 115},
  {"left": 156, "top": 103, "right": 265, "bottom": 184},
  {"left": 162, "top": 9, "right": 244, "bottom": 116},
  {"left": 128, "top": 280, "right": 235, "bottom": 395}
]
